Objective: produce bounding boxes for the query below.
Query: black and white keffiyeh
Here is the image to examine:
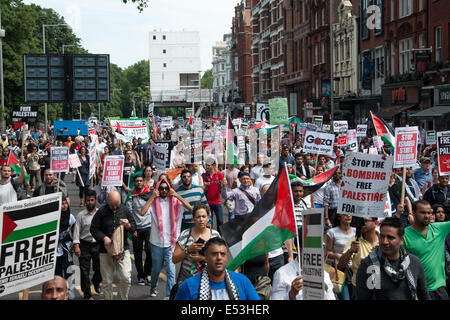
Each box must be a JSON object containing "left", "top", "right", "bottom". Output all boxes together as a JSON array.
[
  {"left": 198, "top": 269, "right": 240, "bottom": 300},
  {"left": 379, "top": 246, "right": 417, "bottom": 300}
]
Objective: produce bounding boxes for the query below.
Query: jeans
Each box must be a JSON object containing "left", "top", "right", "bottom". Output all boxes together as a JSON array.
[
  {"left": 99, "top": 250, "right": 132, "bottom": 300},
  {"left": 314, "top": 203, "right": 324, "bottom": 208},
  {"left": 79, "top": 240, "right": 102, "bottom": 298},
  {"left": 132, "top": 228, "right": 152, "bottom": 279},
  {"left": 150, "top": 244, "right": 175, "bottom": 298},
  {"left": 210, "top": 204, "right": 223, "bottom": 229}
]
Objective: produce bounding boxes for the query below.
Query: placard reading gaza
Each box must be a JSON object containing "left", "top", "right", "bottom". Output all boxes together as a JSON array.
[
  {"left": 302, "top": 131, "right": 335, "bottom": 156},
  {"left": 338, "top": 152, "right": 393, "bottom": 218},
  {"left": 0, "top": 193, "right": 62, "bottom": 297}
]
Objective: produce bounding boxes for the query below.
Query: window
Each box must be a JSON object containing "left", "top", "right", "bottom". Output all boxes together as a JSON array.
[
  {"left": 399, "top": 0, "right": 412, "bottom": 18},
  {"left": 321, "top": 7, "right": 325, "bottom": 26},
  {"left": 321, "top": 40, "right": 325, "bottom": 64},
  {"left": 399, "top": 38, "right": 413, "bottom": 74},
  {"left": 315, "top": 12, "right": 318, "bottom": 29},
  {"left": 361, "top": 0, "right": 369, "bottom": 40},
  {"left": 314, "top": 43, "right": 319, "bottom": 65},
  {"left": 163, "top": 63, "right": 167, "bottom": 68},
  {"left": 163, "top": 35, "right": 166, "bottom": 40},
  {"left": 235, "top": 56, "right": 239, "bottom": 72},
  {"left": 391, "top": 43, "right": 396, "bottom": 76},
  {"left": 316, "top": 79, "right": 319, "bottom": 98},
  {"left": 435, "top": 26, "right": 442, "bottom": 63},
  {"left": 391, "top": 0, "right": 395, "bottom": 21},
  {"left": 153, "top": 35, "right": 156, "bottom": 40},
  {"left": 163, "top": 49, "right": 166, "bottom": 54},
  {"left": 419, "top": 0, "right": 423, "bottom": 11}
]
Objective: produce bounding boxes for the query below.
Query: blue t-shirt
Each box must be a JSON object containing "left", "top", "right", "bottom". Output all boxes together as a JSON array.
[{"left": 174, "top": 271, "right": 260, "bottom": 300}]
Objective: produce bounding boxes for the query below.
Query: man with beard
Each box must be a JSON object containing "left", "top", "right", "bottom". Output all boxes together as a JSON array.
[
  {"left": 174, "top": 237, "right": 260, "bottom": 300},
  {"left": 126, "top": 175, "right": 153, "bottom": 285},
  {"left": 355, "top": 217, "right": 430, "bottom": 300},
  {"left": 72, "top": 189, "right": 103, "bottom": 300},
  {"left": 404, "top": 200, "right": 450, "bottom": 300}
]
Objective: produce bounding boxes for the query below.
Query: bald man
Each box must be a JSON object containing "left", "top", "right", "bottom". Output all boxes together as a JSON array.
[
  {"left": 41, "top": 276, "right": 69, "bottom": 300},
  {"left": 90, "top": 190, "right": 137, "bottom": 300}
]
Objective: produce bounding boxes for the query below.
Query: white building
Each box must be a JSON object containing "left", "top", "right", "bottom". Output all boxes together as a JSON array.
[
  {"left": 149, "top": 30, "right": 202, "bottom": 102},
  {"left": 212, "top": 33, "right": 233, "bottom": 111}
]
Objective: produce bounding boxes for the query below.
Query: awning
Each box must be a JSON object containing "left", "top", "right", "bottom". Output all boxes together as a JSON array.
[
  {"left": 409, "top": 105, "right": 450, "bottom": 119},
  {"left": 377, "top": 104, "right": 417, "bottom": 119}
]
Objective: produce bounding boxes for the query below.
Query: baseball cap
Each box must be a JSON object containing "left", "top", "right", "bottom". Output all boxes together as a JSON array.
[{"left": 421, "top": 157, "right": 431, "bottom": 163}]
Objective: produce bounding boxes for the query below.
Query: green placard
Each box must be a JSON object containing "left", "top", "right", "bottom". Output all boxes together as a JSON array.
[{"left": 268, "top": 98, "right": 289, "bottom": 125}]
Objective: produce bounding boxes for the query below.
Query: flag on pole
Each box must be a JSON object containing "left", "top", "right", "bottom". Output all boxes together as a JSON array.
[
  {"left": 226, "top": 114, "right": 239, "bottom": 167},
  {"left": 370, "top": 111, "right": 395, "bottom": 149},
  {"left": 220, "top": 165, "right": 296, "bottom": 271},
  {"left": 7, "top": 152, "right": 29, "bottom": 179},
  {"left": 187, "top": 114, "right": 193, "bottom": 132},
  {"left": 131, "top": 105, "right": 136, "bottom": 118},
  {"left": 288, "top": 166, "right": 338, "bottom": 196}
]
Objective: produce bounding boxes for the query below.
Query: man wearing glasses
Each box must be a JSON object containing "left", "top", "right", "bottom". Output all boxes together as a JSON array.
[
  {"left": 338, "top": 217, "right": 379, "bottom": 299},
  {"left": 175, "top": 168, "right": 209, "bottom": 231}
]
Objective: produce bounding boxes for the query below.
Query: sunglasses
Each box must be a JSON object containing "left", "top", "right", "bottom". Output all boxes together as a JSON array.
[{"left": 159, "top": 187, "right": 169, "bottom": 191}]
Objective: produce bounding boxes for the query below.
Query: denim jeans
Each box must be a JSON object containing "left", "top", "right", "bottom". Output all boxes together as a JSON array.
[
  {"left": 210, "top": 204, "right": 223, "bottom": 229},
  {"left": 150, "top": 244, "right": 175, "bottom": 298}
]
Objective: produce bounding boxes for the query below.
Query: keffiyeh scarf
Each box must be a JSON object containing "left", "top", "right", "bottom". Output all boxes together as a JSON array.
[{"left": 198, "top": 269, "right": 240, "bottom": 300}]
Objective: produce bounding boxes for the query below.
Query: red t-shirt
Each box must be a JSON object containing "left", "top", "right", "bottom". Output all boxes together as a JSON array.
[
  {"left": 202, "top": 171, "right": 224, "bottom": 205},
  {"left": 0, "top": 158, "right": 7, "bottom": 167}
]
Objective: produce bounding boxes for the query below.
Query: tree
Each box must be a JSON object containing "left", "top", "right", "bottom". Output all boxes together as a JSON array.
[
  {"left": 201, "top": 68, "right": 213, "bottom": 89},
  {"left": 121, "top": 0, "right": 149, "bottom": 12}
]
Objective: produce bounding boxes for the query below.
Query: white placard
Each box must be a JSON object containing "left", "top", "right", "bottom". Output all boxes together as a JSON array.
[{"left": 303, "top": 131, "right": 335, "bottom": 156}]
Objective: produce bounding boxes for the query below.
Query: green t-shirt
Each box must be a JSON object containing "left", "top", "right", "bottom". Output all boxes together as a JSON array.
[{"left": 403, "top": 222, "right": 450, "bottom": 291}]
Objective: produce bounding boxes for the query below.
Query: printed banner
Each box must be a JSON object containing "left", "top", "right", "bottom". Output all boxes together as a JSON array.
[
  {"left": 302, "top": 131, "right": 335, "bottom": 156},
  {"left": 356, "top": 124, "right": 368, "bottom": 137},
  {"left": 302, "top": 208, "right": 324, "bottom": 301},
  {"left": 437, "top": 131, "right": 450, "bottom": 175},
  {"left": 109, "top": 118, "right": 150, "bottom": 144},
  {"left": 256, "top": 103, "right": 269, "bottom": 122},
  {"left": 338, "top": 152, "right": 393, "bottom": 218},
  {"left": 268, "top": 98, "right": 289, "bottom": 125},
  {"left": 312, "top": 115, "right": 323, "bottom": 128},
  {"left": 426, "top": 130, "right": 436, "bottom": 146},
  {"left": 50, "top": 147, "right": 69, "bottom": 173},
  {"left": 12, "top": 105, "right": 38, "bottom": 123},
  {"left": 373, "top": 136, "right": 384, "bottom": 148},
  {"left": 346, "top": 129, "right": 358, "bottom": 152},
  {"left": 394, "top": 126, "right": 419, "bottom": 168},
  {"left": 152, "top": 142, "right": 168, "bottom": 172},
  {"left": 68, "top": 154, "right": 81, "bottom": 169},
  {"left": 102, "top": 155, "right": 124, "bottom": 187},
  {"left": 0, "top": 193, "right": 62, "bottom": 297},
  {"left": 333, "top": 120, "right": 348, "bottom": 133}
]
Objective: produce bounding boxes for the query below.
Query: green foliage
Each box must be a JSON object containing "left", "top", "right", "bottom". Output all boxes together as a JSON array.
[
  {"left": 201, "top": 68, "right": 213, "bottom": 89},
  {"left": 121, "top": 0, "right": 149, "bottom": 12}
]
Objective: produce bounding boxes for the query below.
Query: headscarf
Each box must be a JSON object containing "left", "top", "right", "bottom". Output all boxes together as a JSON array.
[
  {"left": 153, "top": 177, "right": 181, "bottom": 250},
  {"left": 59, "top": 197, "right": 70, "bottom": 234}
]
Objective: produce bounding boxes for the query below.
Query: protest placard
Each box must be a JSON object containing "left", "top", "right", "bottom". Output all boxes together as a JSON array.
[
  {"left": 356, "top": 124, "right": 368, "bottom": 137},
  {"left": 268, "top": 98, "right": 289, "bottom": 125},
  {"left": 337, "top": 136, "right": 347, "bottom": 147},
  {"left": 109, "top": 118, "right": 151, "bottom": 144},
  {"left": 50, "top": 147, "right": 69, "bottom": 173},
  {"left": 152, "top": 142, "right": 168, "bottom": 172},
  {"left": 302, "top": 208, "right": 324, "bottom": 301},
  {"left": 338, "top": 152, "right": 393, "bottom": 218},
  {"left": 312, "top": 115, "right": 323, "bottom": 128},
  {"left": 437, "top": 131, "right": 450, "bottom": 175},
  {"left": 373, "top": 136, "right": 384, "bottom": 148},
  {"left": 102, "top": 155, "right": 124, "bottom": 187},
  {"left": 393, "top": 127, "right": 419, "bottom": 168},
  {"left": 68, "top": 154, "right": 81, "bottom": 168},
  {"left": 426, "top": 130, "right": 436, "bottom": 146},
  {"left": 333, "top": 120, "right": 348, "bottom": 133},
  {"left": 0, "top": 193, "right": 62, "bottom": 297},
  {"left": 89, "top": 143, "right": 97, "bottom": 180},
  {"left": 322, "top": 124, "right": 331, "bottom": 132},
  {"left": 303, "top": 131, "right": 335, "bottom": 156},
  {"left": 346, "top": 129, "right": 358, "bottom": 152}
]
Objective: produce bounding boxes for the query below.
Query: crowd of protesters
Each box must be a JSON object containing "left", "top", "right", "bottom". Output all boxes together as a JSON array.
[{"left": 0, "top": 119, "right": 449, "bottom": 301}]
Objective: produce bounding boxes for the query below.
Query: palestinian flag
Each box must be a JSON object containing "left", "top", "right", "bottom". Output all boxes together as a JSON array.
[
  {"left": 187, "top": 114, "right": 193, "bottom": 132},
  {"left": 288, "top": 166, "right": 338, "bottom": 197},
  {"left": 252, "top": 121, "right": 278, "bottom": 135},
  {"left": 370, "top": 111, "right": 395, "bottom": 149},
  {"left": 226, "top": 114, "right": 239, "bottom": 166},
  {"left": 1, "top": 196, "right": 60, "bottom": 245},
  {"left": 220, "top": 165, "right": 296, "bottom": 271},
  {"left": 7, "top": 152, "right": 29, "bottom": 179},
  {"left": 303, "top": 212, "right": 323, "bottom": 249},
  {"left": 131, "top": 105, "right": 137, "bottom": 118}
]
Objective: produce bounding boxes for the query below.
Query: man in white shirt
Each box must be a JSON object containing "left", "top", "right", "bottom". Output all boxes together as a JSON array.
[
  {"left": 141, "top": 178, "right": 192, "bottom": 299},
  {"left": 254, "top": 163, "right": 275, "bottom": 192},
  {"left": 271, "top": 257, "right": 335, "bottom": 300},
  {"left": 250, "top": 153, "right": 265, "bottom": 184},
  {"left": 0, "top": 158, "right": 26, "bottom": 205}
]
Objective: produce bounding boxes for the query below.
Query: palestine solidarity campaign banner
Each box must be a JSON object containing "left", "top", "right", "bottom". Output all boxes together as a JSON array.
[
  {"left": 0, "top": 193, "right": 62, "bottom": 297},
  {"left": 338, "top": 152, "right": 393, "bottom": 218},
  {"left": 437, "top": 131, "right": 450, "bottom": 175},
  {"left": 109, "top": 119, "right": 151, "bottom": 144}
]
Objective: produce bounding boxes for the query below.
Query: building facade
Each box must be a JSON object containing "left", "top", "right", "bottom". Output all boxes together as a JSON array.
[{"left": 212, "top": 34, "right": 233, "bottom": 115}]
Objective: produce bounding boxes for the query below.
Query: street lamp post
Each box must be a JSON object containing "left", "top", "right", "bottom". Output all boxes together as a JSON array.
[
  {"left": 62, "top": 44, "right": 77, "bottom": 54},
  {"left": 42, "top": 23, "right": 71, "bottom": 131}
]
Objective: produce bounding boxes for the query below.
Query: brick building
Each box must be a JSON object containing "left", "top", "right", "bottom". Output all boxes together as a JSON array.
[
  {"left": 231, "top": 0, "right": 253, "bottom": 113},
  {"left": 250, "top": 0, "right": 285, "bottom": 105},
  {"left": 280, "top": 0, "right": 311, "bottom": 118}
]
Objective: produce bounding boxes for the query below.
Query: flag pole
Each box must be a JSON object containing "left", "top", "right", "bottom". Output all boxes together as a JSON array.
[
  {"left": 285, "top": 163, "right": 302, "bottom": 270},
  {"left": 57, "top": 172, "right": 61, "bottom": 193}
]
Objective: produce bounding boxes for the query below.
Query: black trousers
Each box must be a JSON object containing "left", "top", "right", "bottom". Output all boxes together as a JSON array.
[
  {"left": 132, "top": 227, "right": 152, "bottom": 279},
  {"left": 79, "top": 240, "right": 102, "bottom": 297}
]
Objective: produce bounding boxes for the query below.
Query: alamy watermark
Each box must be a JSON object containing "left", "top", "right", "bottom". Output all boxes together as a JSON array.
[{"left": 366, "top": 5, "right": 382, "bottom": 30}]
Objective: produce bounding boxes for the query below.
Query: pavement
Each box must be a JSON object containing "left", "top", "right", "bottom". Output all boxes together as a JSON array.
[{"left": 1, "top": 173, "right": 229, "bottom": 300}]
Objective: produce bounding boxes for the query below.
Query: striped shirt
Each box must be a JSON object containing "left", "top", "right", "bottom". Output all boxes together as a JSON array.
[
  {"left": 175, "top": 184, "right": 208, "bottom": 230},
  {"left": 323, "top": 181, "right": 340, "bottom": 209}
]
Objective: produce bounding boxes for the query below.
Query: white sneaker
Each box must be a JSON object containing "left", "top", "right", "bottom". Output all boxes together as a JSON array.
[
  {"left": 138, "top": 278, "right": 146, "bottom": 286},
  {"left": 150, "top": 288, "right": 157, "bottom": 297},
  {"left": 145, "top": 276, "right": 151, "bottom": 285}
]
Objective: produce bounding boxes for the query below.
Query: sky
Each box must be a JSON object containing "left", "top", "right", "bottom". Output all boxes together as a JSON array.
[{"left": 23, "top": 0, "right": 236, "bottom": 74}]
